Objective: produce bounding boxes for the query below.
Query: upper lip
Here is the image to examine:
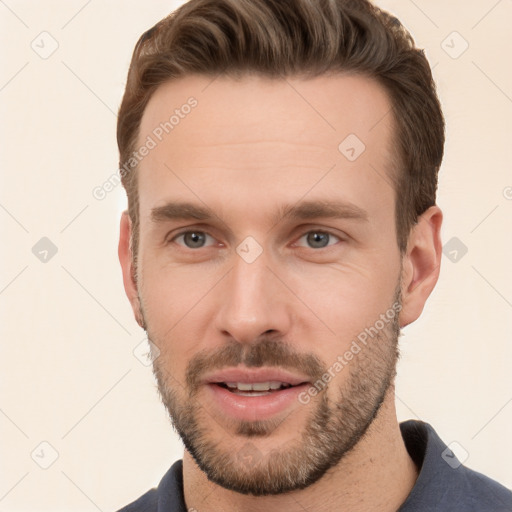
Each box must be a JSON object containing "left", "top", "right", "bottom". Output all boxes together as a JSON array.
[{"left": 203, "top": 366, "right": 311, "bottom": 386}]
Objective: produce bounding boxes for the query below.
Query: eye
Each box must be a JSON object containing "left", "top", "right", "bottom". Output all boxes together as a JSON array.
[
  {"left": 171, "top": 230, "right": 216, "bottom": 249},
  {"left": 295, "top": 230, "right": 342, "bottom": 249}
]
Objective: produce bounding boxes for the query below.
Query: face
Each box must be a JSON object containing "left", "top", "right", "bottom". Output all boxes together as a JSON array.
[{"left": 128, "top": 74, "right": 406, "bottom": 495}]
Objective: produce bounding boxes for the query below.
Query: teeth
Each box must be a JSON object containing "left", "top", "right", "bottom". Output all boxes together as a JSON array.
[
  {"left": 224, "top": 381, "right": 290, "bottom": 391},
  {"left": 252, "top": 382, "right": 271, "bottom": 391}
]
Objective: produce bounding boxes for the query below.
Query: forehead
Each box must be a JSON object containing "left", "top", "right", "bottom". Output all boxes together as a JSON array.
[
  {"left": 136, "top": 73, "right": 395, "bottom": 222},
  {"left": 140, "top": 73, "right": 393, "bottom": 148}
]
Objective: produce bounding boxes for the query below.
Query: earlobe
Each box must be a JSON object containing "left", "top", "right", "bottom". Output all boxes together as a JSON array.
[
  {"left": 118, "top": 211, "right": 143, "bottom": 327},
  {"left": 399, "top": 206, "right": 443, "bottom": 328}
]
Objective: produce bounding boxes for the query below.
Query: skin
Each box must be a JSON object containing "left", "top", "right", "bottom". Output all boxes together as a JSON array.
[{"left": 118, "top": 74, "right": 443, "bottom": 511}]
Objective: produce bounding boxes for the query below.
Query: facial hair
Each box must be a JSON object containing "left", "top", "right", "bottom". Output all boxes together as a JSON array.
[{"left": 143, "top": 286, "right": 401, "bottom": 496}]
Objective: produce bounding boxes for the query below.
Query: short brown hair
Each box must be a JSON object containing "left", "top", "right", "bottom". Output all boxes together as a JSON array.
[{"left": 117, "top": 0, "right": 444, "bottom": 267}]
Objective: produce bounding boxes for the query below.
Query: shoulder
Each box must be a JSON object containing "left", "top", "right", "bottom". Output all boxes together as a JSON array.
[
  {"left": 115, "top": 459, "right": 185, "bottom": 512},
  {"left": 399, "top": 420, "right": 512, "bottom": 511},
  {"left": 456, "top": 465, "right": 512, "bottom": 511},
  {"left": 115, "top": 488, "right": 158, "bottom": 512}
]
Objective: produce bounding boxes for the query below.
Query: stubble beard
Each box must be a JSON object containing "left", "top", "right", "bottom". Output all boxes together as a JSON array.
[{"left": 141, "top": 288, "right": 401, "bottom": 496}]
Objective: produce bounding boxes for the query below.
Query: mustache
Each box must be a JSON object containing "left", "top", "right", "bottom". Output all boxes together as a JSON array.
[{"left": 185, "top": 337, "right": 326, "bottom": 395}]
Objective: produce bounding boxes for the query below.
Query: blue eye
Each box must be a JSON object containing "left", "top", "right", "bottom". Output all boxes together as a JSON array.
[
  {"left": 297, "top": 231, "right": 341, "bottom": 249},
  {"left": 173, "top": 231, "right": 215, "bottom": 249},
  {"left": 169, "top": 229, "right": 342, "bottom": 251}
]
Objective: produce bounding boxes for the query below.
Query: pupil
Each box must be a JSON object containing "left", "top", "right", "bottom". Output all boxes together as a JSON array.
[
  {"left": 185, "top": 232, "right": 205, "bottom": 248},
  {"left": 307, "top": 232, "right": 329, "bottom": 248}
]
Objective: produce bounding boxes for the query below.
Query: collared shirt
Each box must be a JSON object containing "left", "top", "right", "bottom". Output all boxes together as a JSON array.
[{"left": 116, "top": 420, "right": 512, "bottom": 511}]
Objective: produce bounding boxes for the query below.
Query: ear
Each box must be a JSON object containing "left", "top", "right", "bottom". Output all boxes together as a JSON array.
[
  {"left": 399, "top": 205, "right": 443, "bottom": 328},
  {"left": 118, "top": 211, "right": 144, "bottom": 328}
]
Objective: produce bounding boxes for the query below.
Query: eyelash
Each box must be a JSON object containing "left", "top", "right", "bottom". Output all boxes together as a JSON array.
[{"left": 168, "top": 228, "right": 343, "bottom": 250}]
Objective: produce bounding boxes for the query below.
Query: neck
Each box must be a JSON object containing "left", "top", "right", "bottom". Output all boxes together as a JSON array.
[{"left": 183, "top": 386, "right": 418, "bottom": 512}]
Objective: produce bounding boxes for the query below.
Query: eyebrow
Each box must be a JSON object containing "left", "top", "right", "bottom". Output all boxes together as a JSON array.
[{"left": 150, "top": 199, "right": 369, "bottom": 225}]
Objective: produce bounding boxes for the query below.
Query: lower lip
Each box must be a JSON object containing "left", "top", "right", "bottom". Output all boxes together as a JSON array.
[{"left": 205, "top": 383, "right": 310, "bottom": 422}]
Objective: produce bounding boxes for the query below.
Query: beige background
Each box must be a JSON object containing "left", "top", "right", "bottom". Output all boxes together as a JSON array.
[{"left": 1, "top": 0, "right": 511, "bottom": 510}]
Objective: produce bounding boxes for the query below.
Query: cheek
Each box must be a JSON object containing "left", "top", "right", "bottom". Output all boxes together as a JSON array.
[
  {"left": 289, "top": 261, "right": 400, "bottom": 349},
  {"left": 138, "top": 259, "right": 218, "bottom": 359}
]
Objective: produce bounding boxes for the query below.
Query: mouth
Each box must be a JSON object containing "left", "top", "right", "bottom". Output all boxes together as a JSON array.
[
  {"left": 201, "top": 367, "right": 313, "bottom": 421},
  {"left": 214, "top": 380, "right": 307, "bottom": 397}
]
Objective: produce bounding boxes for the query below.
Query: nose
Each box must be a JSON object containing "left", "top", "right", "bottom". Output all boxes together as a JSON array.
[{"left": 214, "top": 249, "right": 292, "bottom": 345}]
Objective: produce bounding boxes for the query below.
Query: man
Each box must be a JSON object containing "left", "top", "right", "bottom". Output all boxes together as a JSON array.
[{"left": 115, "top": 0, "right": 512, "bottom": 510}]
